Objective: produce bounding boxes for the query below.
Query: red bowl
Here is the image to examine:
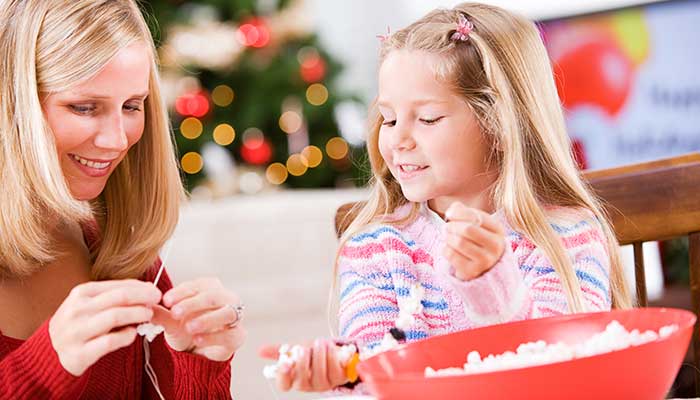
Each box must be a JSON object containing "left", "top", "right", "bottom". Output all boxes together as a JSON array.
[{"left": 356, "top": 307, "right": 695, "bottom": 400}]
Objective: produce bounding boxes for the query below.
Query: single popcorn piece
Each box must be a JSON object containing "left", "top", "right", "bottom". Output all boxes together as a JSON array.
[
  {"left": 337, "top": 343, "right": 358, "bottom": 364},
  {"left": 395, "top": 284, "right": 425, "bottom": 331},
  {"left": 137, "top": 323, "right": 165, "bottom": 342},
  {"left": 361, "top": 332, "right": 401, "bottom": 360},
  {"left": 659, "top": 324, "right": 679, "bottom": 339},
  {"left": 425, "top": 321, "right": 680, "bottom": 377},
  {"left": 395, "top": 313, "right": 415, "bottom": 331}
]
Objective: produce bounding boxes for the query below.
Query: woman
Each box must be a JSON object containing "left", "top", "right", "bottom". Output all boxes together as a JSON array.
[{"left": 0, "top": 0, "right": 245, "bottom": 398}]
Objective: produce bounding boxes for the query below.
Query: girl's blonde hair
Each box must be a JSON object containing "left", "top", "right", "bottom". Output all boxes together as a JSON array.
[
  {"left": 0, "top": 0, "right": 185, "bottom": 280},
  {"left": 334, "top": 2, "right": 632, "bottom": 316}
]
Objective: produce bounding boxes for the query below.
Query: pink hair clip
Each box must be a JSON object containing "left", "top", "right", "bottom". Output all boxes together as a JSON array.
[
  {"left": 377, "top": 26, "right": 391, "bottom": 42},
  {"left": 450, "top": 14, "right": 474, "bottom": 42}
]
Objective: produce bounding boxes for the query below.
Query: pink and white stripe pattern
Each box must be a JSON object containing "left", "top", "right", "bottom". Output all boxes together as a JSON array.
[{"left": 337, "top": 204, "right": 612, "bottom": 351}]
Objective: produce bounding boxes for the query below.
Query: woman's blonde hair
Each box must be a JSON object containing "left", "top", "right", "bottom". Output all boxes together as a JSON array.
[
  {"left": 334, "top": 2, "right": 632, "bottom": 316},
  {"left": 0, "top": 0, "right": 185, "bottom": 280}
]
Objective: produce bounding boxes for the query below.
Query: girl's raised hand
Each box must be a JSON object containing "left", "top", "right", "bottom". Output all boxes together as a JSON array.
[
  {"left": 443, "top": 202, "right": 506, "bottom": 281},
  {"left": 49, "top": 279, "right": 161, "bottom": 376}
]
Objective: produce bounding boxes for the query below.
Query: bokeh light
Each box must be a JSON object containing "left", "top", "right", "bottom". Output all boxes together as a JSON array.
[
  {"left": 213, "top": 123, "right": 236, "bottom": 146},
  {"left": 325, "top": 137, "right": 349, "bottom": 160},
  {"left": 306, "top": 84, "right": 328, "bottom": 106},
  {"left": 181, "top": 152, "right": 203, "bottom": 174},
  {"left": 212, "top": 85, "right": 235, "bottom": 107},
  {"left": 180, "top": 117, "right": 203, "bottom": 139},
  {"left": 241, "top": 128, "right": 272, "bottom": 165},
  {"left": 175, "top": 91, "right": 210, "bottom": 117},
  {"left": 236, "top": 18, "right": 270, "bottom": 48},
  {"left": 301, "top": 145, "right": 323, "bottom": 168},
  {"left": 298, "top": 46, "right": 326, "bottom": 83},
  {"left": 266, "top": 163, "right": 288, "bottom": 185},
  {"left": 286, "top": 154, "right": 308, "bottom": 176},
  {"left": 279, "top": 111, "right": 303, "bottom": 134}
]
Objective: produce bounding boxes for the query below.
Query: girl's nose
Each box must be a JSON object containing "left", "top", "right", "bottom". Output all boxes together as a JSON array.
[{"left": 391, "top": 120, "right": 416, "bottom": 151}]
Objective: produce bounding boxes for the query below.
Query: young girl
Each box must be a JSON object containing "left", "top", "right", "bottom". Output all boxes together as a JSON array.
[
  {"left": 0, "top": 1, "right": 244, "bottom": 398},
  {"left": 262, "top": 2, "right": 632, "bottom": 393}
]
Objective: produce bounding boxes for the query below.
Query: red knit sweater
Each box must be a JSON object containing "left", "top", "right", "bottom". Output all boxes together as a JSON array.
[{"left": 0, "top": 239, "right": 232, "bottom": 399}]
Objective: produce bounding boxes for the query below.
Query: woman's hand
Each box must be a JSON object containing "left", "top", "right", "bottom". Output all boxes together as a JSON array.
[
  {"left": 443, "top": 202, "right": 506, "bottom": 281},
  {"left": 49, "top": 279, "right": 161, "bottom": 376},
  {"left": 259, "top": 339, "right": 348, "bottom": 392},
  {"left": 152, "top": 277, "right": 246, "bottom": 361}
]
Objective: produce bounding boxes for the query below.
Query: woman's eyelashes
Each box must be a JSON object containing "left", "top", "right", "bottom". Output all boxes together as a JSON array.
[{"left": 68, "top": 104, "right": 96, "bottom": 115}]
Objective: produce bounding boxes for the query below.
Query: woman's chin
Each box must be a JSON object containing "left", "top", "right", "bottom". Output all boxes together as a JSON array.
[{"left": 69, "top": 184, "right": 106, "bottom": 201}]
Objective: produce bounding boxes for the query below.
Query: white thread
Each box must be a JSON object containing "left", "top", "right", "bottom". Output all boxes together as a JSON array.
[
  {"left": 143, "top": 338, "right": 166, "bottom": 400},
  {"left": 153, "top": 239, "right": 173, "bottom": 286},
  {"left": 142, "top": 239, "right": 173, "bottom": 399}
]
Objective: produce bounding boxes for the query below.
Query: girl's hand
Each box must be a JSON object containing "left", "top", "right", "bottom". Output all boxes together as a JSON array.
[
  {"left": 152, "top": 277, "right": 246, "bottom": 361},
  {"left": 49, "top": 279, "right": 161, "bottom": 376},
  {"left": 259, "top": 339, "right": 348, "bottom": 392},
  {"left": 443, "top": 202, "right": 506, "bottom": 281}
]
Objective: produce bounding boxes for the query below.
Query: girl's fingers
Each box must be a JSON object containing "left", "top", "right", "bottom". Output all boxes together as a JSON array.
[
  {"left": 258, "top": 344, "right": 282, "bottom": 360},
  {"left": 444, "top": 245, "right": 480, "bottom": 281},
  {"left": 276, "top": 361, "right": 294, "bottom": 392},
  {"left": 446, "top": 223, "right": 504, "bottom": 262},
  {"left": 185, "top": 305, "right": 237, "bottom": 335},
  {"left": 445, "top": 202, "right": 504, "bottom": 235},
  {"left": 445, "top": 232, "right": 487, "bottom": 263},
  {"left": 326, "top": 341, "right": 348, "bottom": 386},
  {"left": 83, "top": 306, "right": 153, "bottom": 339},
  {"left": 292, "top": 346, "right": 312, "bottom": 391},
  {"left": 310, "top": 339, "right": 329, "bottom": 389}
]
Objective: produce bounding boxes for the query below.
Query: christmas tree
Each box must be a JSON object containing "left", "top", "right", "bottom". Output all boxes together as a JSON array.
[{"left": 143, "top": 0, "right": 366, "bottom": 195}]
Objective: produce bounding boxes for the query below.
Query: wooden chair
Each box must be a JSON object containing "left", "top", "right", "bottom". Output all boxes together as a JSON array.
[{"left": 334, "top": 153, "right": 700, "bottom": 395}]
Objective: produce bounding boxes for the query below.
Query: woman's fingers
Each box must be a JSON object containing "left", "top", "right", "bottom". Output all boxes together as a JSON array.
[
  {"left": 192, "top": 327, "right": 246, "bottom": 359},
  {"left": 81, "top": 326, "right": 138, "bottom": 365},
  {"left": 87, "top": 284, "right": 161, "bottom": 313},
  {"left": 82, "top": 306, "right": 153, "bottom": 339},
  {"left": 71, "top": 279, "right": 157, "bottom": 299},
  {"left": 185, "top": 305, "right": 237, "bottom": 335},
  {"left": 162, "top": 278, "right": 225, "bottom": 309},
  {"left": 150, "top": 304, "right": 183, "bottom": 332}
]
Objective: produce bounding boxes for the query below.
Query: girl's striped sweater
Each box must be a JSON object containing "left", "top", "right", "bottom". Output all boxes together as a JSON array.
[{"left": 337, "top": 204, "right": 613, "bottom": 351}]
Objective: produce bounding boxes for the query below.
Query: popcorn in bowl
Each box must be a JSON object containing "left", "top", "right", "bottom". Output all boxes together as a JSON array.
[{"left": 425, "top": 320, "right": 679, "bottom": 377}]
